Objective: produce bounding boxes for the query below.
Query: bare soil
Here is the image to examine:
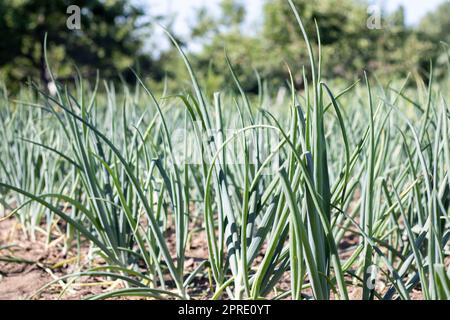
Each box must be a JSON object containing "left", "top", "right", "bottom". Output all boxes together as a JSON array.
[
  {"left": 0, "top": 218, "right": 114, "bottom": 299},
  {"left": 0, "top": 215, "right": 425, "bottom": 300}
]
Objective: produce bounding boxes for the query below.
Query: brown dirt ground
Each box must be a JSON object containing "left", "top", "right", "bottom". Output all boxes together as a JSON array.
[
  {"left": 0, "top": 218, "right": 125, "bottom": 300},
  {"left": 0, "top": 214, "right": 426, "bottom": 300},
  {"left": 0, "top": 216, "right": 216, "bottom": 300}
]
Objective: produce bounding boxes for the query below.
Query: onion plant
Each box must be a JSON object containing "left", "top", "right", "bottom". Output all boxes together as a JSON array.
[{"left": 0, "top": 0, "right": 449, "bottom": 300}]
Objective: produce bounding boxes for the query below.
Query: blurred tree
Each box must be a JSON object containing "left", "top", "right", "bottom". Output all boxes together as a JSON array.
[
  {"left": 419, "top": 2, "right": 450, "bottom": 79},
  {"left": 186, "top": 0, "right": 260, "bottom": 93},
  {"left": 261, "top": 0, "right": 427, "bottom": 82},
  {"left": 1, "top": 0, "right": 446, "bottom": 93},
  {"left": 0, "top": 0, "right": 159, "bottom": 90},
  {"left": 261, "top": 0, "right": 371, "bottom": 83},
  {"left": 185, "top": 0, "right": 441, "bottom": 92},
  {"left": 420, "top": 2, "right": 450, "bottom": 44}
]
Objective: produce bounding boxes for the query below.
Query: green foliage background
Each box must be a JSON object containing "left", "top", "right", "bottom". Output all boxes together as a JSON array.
[{"left": 0, "top": 0, "right": 449, "bottom": 93}]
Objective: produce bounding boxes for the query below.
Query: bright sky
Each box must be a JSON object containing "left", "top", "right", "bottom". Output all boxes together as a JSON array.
[
  {"left": 138, "top": 0, "right": 448, "bottom": 53},
  {"left": 142, "top": 0, "right": 448, "bottom": 36},
  {"left": 384, "top": 0, "right": 447, "bottom": 23}
]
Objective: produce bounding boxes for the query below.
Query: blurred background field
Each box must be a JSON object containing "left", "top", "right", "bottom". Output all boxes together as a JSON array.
[
  {"left": 0, "top": 0, "right": 449, "bottom": 94},
  {"left": 0, "top": 1, "right": 449, "bottom": 301}
]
